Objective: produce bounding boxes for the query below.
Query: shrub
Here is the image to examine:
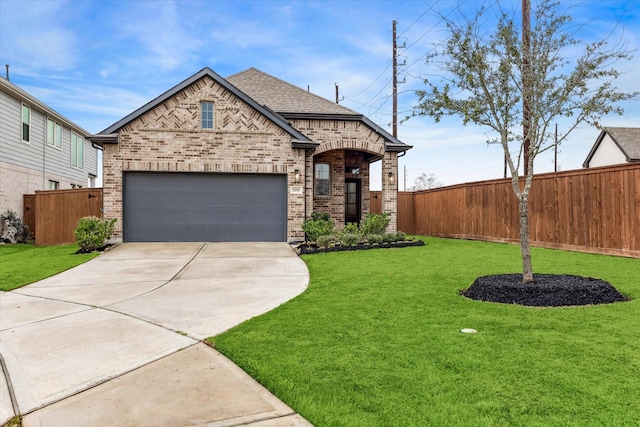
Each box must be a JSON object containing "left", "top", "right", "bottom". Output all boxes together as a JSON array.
[
  {"left": 342, "top": 222, "right": 360, "bottom": 236},
  {"left": 1, "top": 209, "right": 29, "bottom": 242},
  {"left": 395, "top": 231, "right": 407, "bottom": 241},
  {"left": 74, "top": 216, "right": 117, "bottom": 252},
  {"left": 316, "top": 234, "right": 334, "bottom": 248},
  {"left": 339, "top": 233, "right": 360, "bottom": 247},
  {"left": 383, "top": 232, "right": 397, "bottom": 243},
  {"left": 302, "top": 212, "right": 334, "bottom": 242},
  {"left": 366, "top": 234, "right": 383, "bottom": 245},
  {"left": 310, "top": 212, "right": 331, "bottom": 222},
  {"left": 360, "top": 213, "right": 390, "bottom": 236}
]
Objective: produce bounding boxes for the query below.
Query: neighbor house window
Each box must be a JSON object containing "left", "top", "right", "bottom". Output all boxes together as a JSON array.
[
  {"left": 48, "top": 180, "right": 59, "bottom": 190},
  {"left": 315, "top": 163, "right": 330, "bottom": 196},
  {"left": 22, "top": 104, "right": 30, "bottom": 142},
  {"left": 71, "top": 133, "right": 84, "bottom": 169},
  {"left": 201, "top": 101, "right": 213, "bottom": 128},
  {"left": 47, "top": 119, "right": 63, "bottom": 148}
]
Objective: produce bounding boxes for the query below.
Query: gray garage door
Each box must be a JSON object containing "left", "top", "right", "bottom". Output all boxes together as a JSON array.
[{"left": 123, "top": 172, "right": 287, "bottom": 242}]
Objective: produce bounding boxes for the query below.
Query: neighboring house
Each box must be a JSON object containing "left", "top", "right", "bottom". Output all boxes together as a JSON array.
[
  {"left": 0, "top": 76, "right": 99, "bottom": 216},
  {"left": 92, "top": 67, "right": 411, "bottom": 243},
  {"left": 583, "top": 127, "right": 640, "bottom": 168}
]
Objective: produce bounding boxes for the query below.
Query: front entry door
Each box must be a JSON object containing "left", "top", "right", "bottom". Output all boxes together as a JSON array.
[{"left": 345, "top": 179, "right": 361, "bottom": 224}]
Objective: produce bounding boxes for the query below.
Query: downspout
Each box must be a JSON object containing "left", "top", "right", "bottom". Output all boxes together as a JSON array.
[{"left": 42, "top": 115, "right": 46, "bottom": 189}]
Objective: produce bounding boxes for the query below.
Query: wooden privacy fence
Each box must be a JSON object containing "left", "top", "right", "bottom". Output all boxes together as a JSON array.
[
  {"left": 23, "top": 188, "right": 103, "bottom": 246},
  {"left": 370, "top": 192, "right": 415, "bottom": 234},
  {"left": 373, "top": 163, "right": 640, "bottom": 257}
]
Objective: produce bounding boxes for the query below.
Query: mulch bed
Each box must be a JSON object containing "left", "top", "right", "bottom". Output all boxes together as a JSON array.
[
  {"left": 461, "top": 273, "right": 630, "bottom": 307},
  {"left": 75, "top": 244, "right": 116, "bottom": 254},
  {"left": 296, "top": 239, "right": 425, "bottom": 255}
]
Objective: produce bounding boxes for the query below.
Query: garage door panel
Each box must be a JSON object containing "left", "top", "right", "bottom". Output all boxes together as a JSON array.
[{"left": 123, "top": 172, "right": 287, "bottom": 242}]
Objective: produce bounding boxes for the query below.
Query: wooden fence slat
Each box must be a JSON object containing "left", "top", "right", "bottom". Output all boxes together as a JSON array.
[
  {"left": 399, "top": 164, "right": 639, "bottom": 257},
  {"left": 30, "top": 188, "right": 104, "bottom": 246}
]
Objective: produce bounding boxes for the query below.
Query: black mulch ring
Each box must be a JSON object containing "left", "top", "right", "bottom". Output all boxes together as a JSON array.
[
  {"left": 461, "top": 273, "right": 630, "bottom": 307},
  {"left": 296, "top": 239, "right": 425, "bottom": 255}
]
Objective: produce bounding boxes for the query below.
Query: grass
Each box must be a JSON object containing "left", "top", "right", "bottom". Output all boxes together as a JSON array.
[
  {"left": 0, "top": 244, "right": 100, "bottom": 292},
  {"left": 209, "top": 237, "right": 640, "bottom": 427}
]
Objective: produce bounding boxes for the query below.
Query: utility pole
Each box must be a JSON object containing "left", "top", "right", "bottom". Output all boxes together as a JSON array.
[
  {"left": 392, "top": 20, "right": 398, "bottom": 138},
  {"left": 392, "top": 20, "right": 406, "bottom": 138},
  {"left": 522, "top": 0, "right": 531, "bottom": 176},
  {"left": 335, "top": 83, "right": 344, "bottom": 104}
]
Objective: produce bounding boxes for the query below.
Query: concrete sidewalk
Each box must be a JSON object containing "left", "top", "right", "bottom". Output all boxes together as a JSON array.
[{"left": 0, "top": 242, "right": 312, "bottom": 426}]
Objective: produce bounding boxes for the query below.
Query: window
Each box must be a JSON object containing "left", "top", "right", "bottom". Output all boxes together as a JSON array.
[
  {"left": 346, "top": 165, "right": 360, "bottom": 175},
  {"left": 201, "top": 101, "right": 213, "bottom": 129},
  {"left": 71, "top": 133, "right": 84, "bottom": 169},
  {"left": 47, "top": 119, "right": 63, "bottom": 148},
  {"left": 22, "top": 104, "right": 30, "bottom": 142},
  {"left": 314, "top": 163, "right": 330, "bottom": 196},
  {"left": 48, "top": 180, "right": 59, "bottom": 190}
]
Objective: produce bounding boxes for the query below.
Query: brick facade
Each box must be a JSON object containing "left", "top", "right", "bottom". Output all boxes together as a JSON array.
[
  {"left": 103, "top": 76, "right": 306, "bottom": 240},
  {"left": 101, "top": 72, "right": 401, "bottom": 241},
  {"left": 291, "top": 118, "right": 395, "bottom": 231}
]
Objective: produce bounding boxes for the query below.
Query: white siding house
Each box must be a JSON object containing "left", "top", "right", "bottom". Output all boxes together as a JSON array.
[
  {"left": 583, "top": 127, "right": 640, "bottom": 168},
  {"left": 0, "top": 77, "right": 99, "bottom": 215}
]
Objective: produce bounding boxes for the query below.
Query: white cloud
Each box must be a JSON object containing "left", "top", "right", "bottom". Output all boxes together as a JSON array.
[{"left": 0, "top": 0, "right": 78, "bottom": 71}]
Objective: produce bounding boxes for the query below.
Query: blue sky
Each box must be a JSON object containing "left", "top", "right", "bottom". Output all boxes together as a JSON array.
[{"left": 1, "top": 0, "right": 638, "bottom": 189}]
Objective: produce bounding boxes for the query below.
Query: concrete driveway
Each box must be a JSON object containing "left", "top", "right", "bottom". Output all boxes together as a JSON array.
[{"left": 0, "top": 242, "right": 311, "bottom": 426}]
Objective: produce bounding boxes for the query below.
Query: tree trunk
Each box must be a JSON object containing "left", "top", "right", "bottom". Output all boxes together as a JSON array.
[{"left": 519, "top": 195, "right": 534, "bottom": 283}]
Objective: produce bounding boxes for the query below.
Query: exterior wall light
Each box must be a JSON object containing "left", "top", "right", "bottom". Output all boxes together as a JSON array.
[
  {"left": 294, "top": 169, "right": 301, "bottom": 183},
  {"left": 388, "top": 171, "right": 395, "bottom": 184}
]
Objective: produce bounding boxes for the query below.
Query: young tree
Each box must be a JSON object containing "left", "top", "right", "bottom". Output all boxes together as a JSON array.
[
  {"left": 410, "top": 172, "right": 444, "bottom": 191},
  {"left": 411, "top": 0, "right": 637, "bottom": 283}
]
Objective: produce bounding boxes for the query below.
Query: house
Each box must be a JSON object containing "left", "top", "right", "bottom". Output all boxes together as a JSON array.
[
  {"left": 0, "top": 76, "right": 100, "bottom": 216},
  {"left": 92, "top": 67, "right": 410, "bottom": 243},
  {"left": 583, "top": 127, "right": 640, "bottom": 168}
]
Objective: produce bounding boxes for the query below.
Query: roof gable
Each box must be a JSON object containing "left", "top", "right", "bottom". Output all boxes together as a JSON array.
[
  {"left": 227, "top": 68, "right": 411, "bottom": 152},
  {"left": 98, "top": 67, "right": 312, "bottom": 144},
  {"left": 583, "top": 127, "right": 640, "bottom": 167}
]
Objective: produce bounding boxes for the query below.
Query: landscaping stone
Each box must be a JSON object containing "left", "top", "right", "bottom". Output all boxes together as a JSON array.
[{"left": 462, "top": 273, "right": 630, "bottom": 307}]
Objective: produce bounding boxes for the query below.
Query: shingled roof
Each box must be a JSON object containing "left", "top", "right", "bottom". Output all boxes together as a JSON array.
[
  {"left": 227, "top": 67, "right": 411, "bottom": 152},
  {"left": 583, "top": 127, "right": 640, "bottom": 167},
  {"left": 227, "top": 67, "right": 358, "bottom": 116}
]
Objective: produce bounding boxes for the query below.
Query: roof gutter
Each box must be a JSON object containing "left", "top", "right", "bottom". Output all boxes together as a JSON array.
[{"left": 88, "top": 133, "right": 119, "bottom": 147}]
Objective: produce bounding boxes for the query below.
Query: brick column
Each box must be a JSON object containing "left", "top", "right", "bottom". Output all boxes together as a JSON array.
[{"left": 381, "top": 151, "right": 398, "bottom": 232}]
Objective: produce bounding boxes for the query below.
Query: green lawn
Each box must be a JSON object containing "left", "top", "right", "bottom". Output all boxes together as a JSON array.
[
  {"left": 0, "top": 244, "right": 100, "bottom": 292},
  {"left": 209, "top": 237, "right": 640, "bottom": 427}
]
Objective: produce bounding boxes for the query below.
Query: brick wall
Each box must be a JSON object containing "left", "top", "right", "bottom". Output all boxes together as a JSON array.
[
  {"left": 290, "top": 118, "right": 384, "bottom": 228},
  {"left": 103, "top": 76, "right": 306, "bottom": 241}
]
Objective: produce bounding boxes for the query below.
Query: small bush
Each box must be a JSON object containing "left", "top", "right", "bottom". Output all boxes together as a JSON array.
[
  {"left": 316, "top": 234, "right": 334, "bottom": 248},
  {"left": 74, "top": 216, "right": 117, "bottom": 252},
  {"left": 383, "top": 232, "right": 397, "bottom": 243},
  {"left": 310, "top": 212, "right": 331, "bottom": 222},
  {"left": 339, "top": 233, "right": 360, "bottom": 247},
  {"left": 302, "top": 212, "right": 334, "bottom": 242},
  {"left": 342, "top": 222, "right": 360, "bottom": 236},
  {"left": 395, "top": 231, "right": 407, "bottom": 241},
  {"left": 367, "top": 234, "right": 383, "bottom": 245},
  {"left": 1, "top": 209, "right": 29, "bottom": 242},
  {"left": 360, "top": 213, "right": 390, "bottom": 236}
]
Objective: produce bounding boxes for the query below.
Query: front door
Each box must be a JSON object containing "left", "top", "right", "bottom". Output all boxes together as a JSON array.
[{"left": 345, "top": 179, "right": 361, "bottom": 224}]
